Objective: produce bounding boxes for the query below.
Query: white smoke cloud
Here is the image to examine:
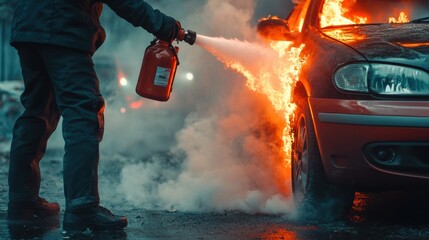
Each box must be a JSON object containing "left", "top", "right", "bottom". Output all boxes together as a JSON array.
[
  {"left": 117, "top": 83, "right": 293, "bottom": 214},
  {"left": 200, "top": 0, "right": 256, "bottom": 40},
  {"left": 96, "top": 0, "right": 296, "bottom": 215}
]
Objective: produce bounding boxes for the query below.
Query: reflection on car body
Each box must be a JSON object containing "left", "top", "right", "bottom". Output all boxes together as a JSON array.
[{"left": 259, "top": 0, "right": 429, "bottom": 219}]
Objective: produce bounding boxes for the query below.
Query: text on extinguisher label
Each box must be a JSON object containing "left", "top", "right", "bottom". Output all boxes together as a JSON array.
[{"left": 154, "top": 66, "right": 171, "bottom": 87}]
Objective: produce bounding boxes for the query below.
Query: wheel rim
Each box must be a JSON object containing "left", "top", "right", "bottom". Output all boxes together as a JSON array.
[{"left": 293, "top": 114, "right": 309, "bottom": 200}]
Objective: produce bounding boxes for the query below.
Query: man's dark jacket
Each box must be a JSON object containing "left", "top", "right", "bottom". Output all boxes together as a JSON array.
[{"left": 10, "top": 0, "right": 178, "bottom": 53}]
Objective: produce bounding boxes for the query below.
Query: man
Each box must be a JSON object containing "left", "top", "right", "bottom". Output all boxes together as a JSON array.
[{"left": 8, "top": 0, "right": 189, "bottom": 231}]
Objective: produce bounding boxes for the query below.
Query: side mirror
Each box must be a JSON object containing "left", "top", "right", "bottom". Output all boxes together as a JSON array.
[{"left": 257, "top": 16, "right": 293, "bottom": 41}]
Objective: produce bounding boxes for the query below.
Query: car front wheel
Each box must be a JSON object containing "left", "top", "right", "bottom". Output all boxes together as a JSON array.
[{"left": 291, "top": 96, "right": 354, "bottom": 221}]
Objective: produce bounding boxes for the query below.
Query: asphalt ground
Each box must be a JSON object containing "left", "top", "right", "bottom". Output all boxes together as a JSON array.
[{"left": 1, "top": 147, "right": 429, "bottom": 240}]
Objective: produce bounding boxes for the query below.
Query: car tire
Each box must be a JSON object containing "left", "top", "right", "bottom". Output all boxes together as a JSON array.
[{"left": 291, "top": 96, "right": 354, "bottom": 221}]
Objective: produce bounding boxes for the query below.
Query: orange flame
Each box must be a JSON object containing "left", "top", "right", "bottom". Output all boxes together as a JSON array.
[
  {"left": 217, "top": 40, "right": 305, "bottom": 165},
  {"left": 320, "top": 0, "right": 410, "bottom": 42},
  {"left": 320, "top": 0, "right": 367, "bottom": 28},
  {"left": 389, "top": 12, "right": 410, "bottom": 23},
  {"left": 321, "top": 0, "right": 410, "bottom": 27},
  {"left": 196, "top": 35, "right": 305, "bottom": 166},
  {"left": 246, "top": 44, "right": 304, "bottom": 166}
]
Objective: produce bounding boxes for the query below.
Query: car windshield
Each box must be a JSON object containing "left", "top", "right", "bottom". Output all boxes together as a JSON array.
[{"left": 320, "top": 0, "right": 429, "bottom": 28}]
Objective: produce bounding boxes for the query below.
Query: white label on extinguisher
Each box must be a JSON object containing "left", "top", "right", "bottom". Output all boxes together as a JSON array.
[{"left": 154, "top": 67, "right": 171, "bottom": 87}]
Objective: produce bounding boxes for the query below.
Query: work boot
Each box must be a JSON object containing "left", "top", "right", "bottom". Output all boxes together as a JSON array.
[
  {"left": 63, "top": 206, "right": 127, "bottom": 231},
  {"left": 7, "top": 197, "right": 60, "bottom": 221}
]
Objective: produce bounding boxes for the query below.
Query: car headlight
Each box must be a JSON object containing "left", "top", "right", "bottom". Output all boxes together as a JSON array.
[
  {"left": 369, "top": 64, "right": 429, "bottom": 96},
  {"left": 334, "top": 63, "right": 429, "bottom": 96},
  {"left": 334, "top": 64, "right": 369, "bottom": 93}
]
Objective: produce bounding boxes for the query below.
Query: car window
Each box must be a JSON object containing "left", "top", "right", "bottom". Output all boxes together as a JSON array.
[
  {"left": 320, "top": 0, "right": 429, "bottom": 28},
  {"left": 287, "top": 0, "right": 312, "bottom": 32}
]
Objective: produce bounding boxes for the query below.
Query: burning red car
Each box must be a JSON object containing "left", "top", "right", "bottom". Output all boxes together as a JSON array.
[{"left": 260, "top": 0, "right": 429, "bottom": 218}]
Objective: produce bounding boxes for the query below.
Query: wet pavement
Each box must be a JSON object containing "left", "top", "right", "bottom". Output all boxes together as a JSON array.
[{"left": 1, "top": 148, "right": 429, "bottom": 240}]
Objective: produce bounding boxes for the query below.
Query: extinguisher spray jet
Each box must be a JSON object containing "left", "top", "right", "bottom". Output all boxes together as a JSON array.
[{"left": 136, "top": 26, "right": 197, "bottom": 102}]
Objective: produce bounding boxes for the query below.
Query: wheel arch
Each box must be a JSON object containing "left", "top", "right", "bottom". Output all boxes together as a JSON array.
[
  {"left": 292, "top": 80, "right": 329, "bottom": 179},
  {"left": 292, "top": 81, "right": 308, "bottom": 103}
]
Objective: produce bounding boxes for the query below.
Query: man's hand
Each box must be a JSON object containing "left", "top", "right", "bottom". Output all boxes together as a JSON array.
[{"left": 175, "top": 21, "right": 196, "bottom": 45}]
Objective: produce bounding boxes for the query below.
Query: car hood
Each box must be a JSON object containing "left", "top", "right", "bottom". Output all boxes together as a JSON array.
[{"left": 321, "top": 24, "right": 429, "bottom": 70}]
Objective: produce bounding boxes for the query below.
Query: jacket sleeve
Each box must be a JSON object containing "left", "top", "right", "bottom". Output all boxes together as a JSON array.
[{"left": 101, "top": 0, "right": 178, "bottom": 42}]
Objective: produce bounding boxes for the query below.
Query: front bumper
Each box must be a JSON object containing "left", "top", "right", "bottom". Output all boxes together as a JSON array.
[{"left": 310, "top": 98, "right": 429, "bottom": 190}]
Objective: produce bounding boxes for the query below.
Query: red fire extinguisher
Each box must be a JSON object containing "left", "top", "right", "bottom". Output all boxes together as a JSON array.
[
  {"left": 136, "top": 30, "right": 196, "bottom": 102},
  {"left": 136, "top": 40, "right": 179, "bottom": 101}
]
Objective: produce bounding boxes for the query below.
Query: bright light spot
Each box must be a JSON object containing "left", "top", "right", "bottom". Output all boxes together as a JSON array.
[
  {"left": 186, "top": 72, "right": 194, "bottom": 81},
  {"left": 120, "top": 77, "right": 128, "bottom": 86},
  {"left": 120, "top": 107, "right": 127, "bottom": 113}
]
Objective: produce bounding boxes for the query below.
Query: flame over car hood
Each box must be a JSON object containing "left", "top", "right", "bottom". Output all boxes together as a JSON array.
[{"left": 322, "top": 24, "right": 429, "bottom": 70}]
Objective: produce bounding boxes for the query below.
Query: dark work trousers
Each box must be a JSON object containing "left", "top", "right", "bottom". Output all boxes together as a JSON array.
[{"left": 8, "top": 43, "right": 105, "bottom": 210}]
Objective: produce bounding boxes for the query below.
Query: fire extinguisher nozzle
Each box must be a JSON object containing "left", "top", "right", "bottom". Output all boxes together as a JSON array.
[{"left": 184, "top": 30, "right": 197, "bottom": 45}]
